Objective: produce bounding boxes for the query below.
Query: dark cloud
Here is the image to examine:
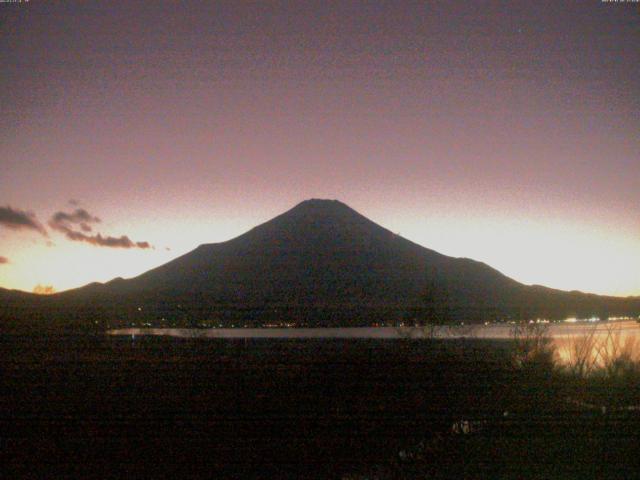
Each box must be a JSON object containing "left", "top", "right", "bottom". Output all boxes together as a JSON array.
[
  {"left": 49, "top": 208, "right": 152, "bottom": 249},
  {"left": 0, "top": 256, "right": 9, "bottom": 264},
  {"left": 0, "top": 206, "right": 48, "bottom": 236},
  {"left": 65, "top": 230, "right": 151, "bottom": 249},
  {"left": 51, "top": 208, "right": 100, "bottom": 227}
]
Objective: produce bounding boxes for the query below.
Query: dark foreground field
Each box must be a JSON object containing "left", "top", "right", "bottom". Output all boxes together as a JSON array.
[{"left": 1, "top": 334, "right": 639, "bottom": 479}]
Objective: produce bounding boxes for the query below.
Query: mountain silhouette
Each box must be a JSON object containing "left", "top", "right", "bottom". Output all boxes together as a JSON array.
[{"left": 2, "top": 199, "right": 639, "bottom": 330}]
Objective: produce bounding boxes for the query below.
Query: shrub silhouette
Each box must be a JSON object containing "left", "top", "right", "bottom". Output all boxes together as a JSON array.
[{"left": 510, "top": 322, "right": 556, "bottom": 371}]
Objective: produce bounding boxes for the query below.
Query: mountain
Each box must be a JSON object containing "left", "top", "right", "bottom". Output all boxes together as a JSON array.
[{"left": 2, "top": 199, "right": 639, "bottom": 330}]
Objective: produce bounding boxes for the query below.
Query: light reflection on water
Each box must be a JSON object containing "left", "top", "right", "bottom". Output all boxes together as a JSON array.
[
  {"left": 550, "top": 322, "right": 640, "bottom": 367},
  {"left": 473, "top": 321, "right": 640, "bottom": 366},
  {"left": 109, "top": 320, "right": 640, "bottom": 367}
]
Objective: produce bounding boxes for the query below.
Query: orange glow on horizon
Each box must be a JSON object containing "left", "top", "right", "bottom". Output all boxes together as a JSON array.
[{"left": 1, "top": 206, "right": 639, "bottom": 297}]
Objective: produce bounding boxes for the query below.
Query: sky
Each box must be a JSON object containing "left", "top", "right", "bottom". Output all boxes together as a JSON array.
[{"left": 1, "top": 1, "right": 638, "bottom": 296}]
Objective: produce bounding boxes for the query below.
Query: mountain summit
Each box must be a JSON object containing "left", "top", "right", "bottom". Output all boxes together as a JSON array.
[
  {"left": 2, "top": 199, "right": 639, "bottom": 330},
  {"left": 104, "top": 199, "right": 518, "bottom": 314}
]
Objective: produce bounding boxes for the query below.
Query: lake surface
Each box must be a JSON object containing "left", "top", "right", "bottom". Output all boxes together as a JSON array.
[
  {"left": 109, "top": 320, "right": 640, "bottom": 366},
  {"left": 108, "top": 320, "right": 640, "bottom": 339}
]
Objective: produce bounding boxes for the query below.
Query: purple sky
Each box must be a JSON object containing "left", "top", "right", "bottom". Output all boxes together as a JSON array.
[{"left": 1, "top": 1, "right": 638, "bottom": 296}]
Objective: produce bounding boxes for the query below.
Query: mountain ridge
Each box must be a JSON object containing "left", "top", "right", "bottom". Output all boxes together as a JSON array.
[{"left": 1, "top": 199, "right": 639, "bottom": 330}]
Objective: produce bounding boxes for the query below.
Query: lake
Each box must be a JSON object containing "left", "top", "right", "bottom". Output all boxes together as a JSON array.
[{"left": 109, "top": 320, "right": 640, "bottom": 367}]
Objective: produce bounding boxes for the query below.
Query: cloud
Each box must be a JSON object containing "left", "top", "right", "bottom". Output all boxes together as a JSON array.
[
  {"left": 0, "top": 206, "right": 48, "bottom": 236},
  {"left": 0, "top": 256, "right": 8, "bottom": 264},
  {"left": 49, "top": 207, "right": 152, "bottom": 249},
  {"left": 51, "top": 208, "right": 100, "bottom": 231},
  {"left": 65, "top": 230, "right": 152, "bottom": 249}
]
